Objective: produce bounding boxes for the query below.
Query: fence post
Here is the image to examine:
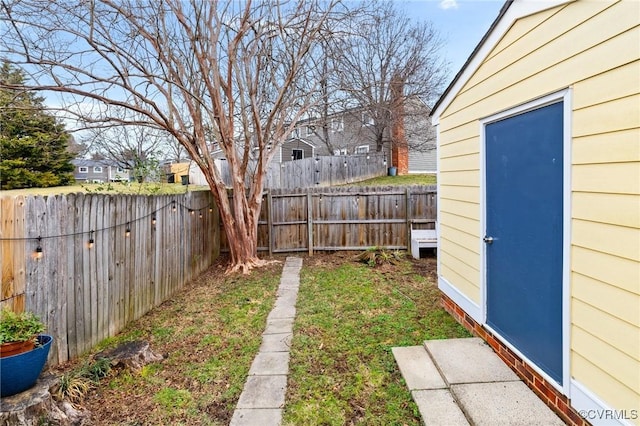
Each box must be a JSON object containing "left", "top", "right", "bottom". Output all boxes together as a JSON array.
[
  {"left": 307, "top": 192, "right": 313, "bottom": 256},
  {"left": 405, "top": 187, "right": 411, "bottom": 250},
  {"left": 267, "top": 191, "right": 274, "bottom": 256}
]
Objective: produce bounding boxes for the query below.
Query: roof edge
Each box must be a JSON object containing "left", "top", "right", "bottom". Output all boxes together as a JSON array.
[
  {"left": 430, "top": 0, "right": 573, "bottom": 124},
  {"left": 430, "top": 0, "right": 513, "bottom": 119}
]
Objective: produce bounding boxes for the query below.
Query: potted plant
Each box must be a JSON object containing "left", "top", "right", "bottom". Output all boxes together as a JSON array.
[{"left": 0, "top": 307, "right": 53, "bottom": 397}]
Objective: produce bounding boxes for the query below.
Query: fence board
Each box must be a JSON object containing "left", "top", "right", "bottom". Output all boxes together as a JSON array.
[
  {"left": 0, "top": 191, "right": 219, "bottom": 365},
  {"left": 220, "top": 185, "right": 437, "bottom": 254}
]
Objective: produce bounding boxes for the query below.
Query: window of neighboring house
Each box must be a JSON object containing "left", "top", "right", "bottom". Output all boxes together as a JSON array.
[
  {"left": 306, "top": 125, "right": 315, "bottom": 136},
  {"left": 362, "top": 112, "right": 374, "bottom": 126},
  {"left": 291, "top": 128, "right": 300, "bottom": 139},
  {"left": 355, "top": 145, "right": 369, "bottom": 154},
  {"left": 331, "top": 117, "right": 344, "bottom": 132},
  {"left": 116, "top": 167, "right": 125, "bottom": 173},
  {"left": 339, "top": 148, "right": 348, "bottom": 156},
  {"left": 292, "top": 149, "right": 303, "bottom": 161},
  {"left": 93, "top": 166, "right": 103, "bottom": 173},
  {"left": 78, "top": 166, "right": 88, "bottom": 173}
]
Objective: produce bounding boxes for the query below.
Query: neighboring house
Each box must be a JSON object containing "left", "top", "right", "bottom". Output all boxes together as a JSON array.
[
  {"left": 282, "top": 101, "right": 436, "bottom": 174},
  {"left": 162, "top": 162, "right": 190, "bottom": 184},
  {"left": 430, "top": 1, "right": 639, "bottom": 425},
  {"left": 72, "top": 159, "right": 130, "bottom": 183}
]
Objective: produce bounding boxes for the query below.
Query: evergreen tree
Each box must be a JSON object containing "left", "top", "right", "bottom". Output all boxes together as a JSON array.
[{"left": 0, "top": 62, "right": 74, "bottom": 189}]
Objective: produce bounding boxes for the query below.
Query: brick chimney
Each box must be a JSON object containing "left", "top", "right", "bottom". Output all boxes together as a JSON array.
[{"left": 390, "top": 74, "right": 408, "bottom": 175}]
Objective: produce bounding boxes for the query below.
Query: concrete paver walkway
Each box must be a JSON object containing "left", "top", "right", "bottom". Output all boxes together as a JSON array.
[
  {"left": 393, "top": 338, "right": 565, "bottom": 425},
  {"left": 230, "top": 257, "right": 302, "bottom": 426}
]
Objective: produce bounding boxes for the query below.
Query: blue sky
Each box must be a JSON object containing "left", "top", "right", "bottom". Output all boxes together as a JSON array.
[{"left": 398, "top": 0, "right": 505, "bottom": 85}]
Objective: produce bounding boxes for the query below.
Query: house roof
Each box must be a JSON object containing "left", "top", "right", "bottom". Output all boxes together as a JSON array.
[
  {"left": 72, "top": 159, "right": 120, "bottom": 167},
  {"left": 430, "top": 0, "right": 572, "bottom": 124}
]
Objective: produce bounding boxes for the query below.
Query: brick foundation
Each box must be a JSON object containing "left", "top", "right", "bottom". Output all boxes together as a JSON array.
[{"left": 441, "top": 293, "right": 589, "bottom": 426}]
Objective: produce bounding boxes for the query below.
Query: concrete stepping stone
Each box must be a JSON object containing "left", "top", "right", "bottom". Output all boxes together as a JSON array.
[
  {"left": 453, "top": 381, "right": 565, "bottom": 425},
  {"left": 412, "top": 389, "right": 470, "bottom": 425},
  {"left": 391, "top": 346, "right": 446, "bottom": 390},
  {"left": 230, "top": 408, "right": 282, "bottom": 426},
  {"left": 424, "top": 338, "right": 519, "bottom": 384},
  {"left": 248, "top": 352, "right": 290, "bottom": 375}
]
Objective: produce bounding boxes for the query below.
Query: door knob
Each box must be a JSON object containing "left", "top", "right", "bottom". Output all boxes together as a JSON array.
[{"left": 483, "top": 236, "right": 494, "bottom": 244}]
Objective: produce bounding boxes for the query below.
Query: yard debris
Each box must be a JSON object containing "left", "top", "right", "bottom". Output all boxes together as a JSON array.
[{"left": 93, "top": 341, "right": 164, "bottom": 372}]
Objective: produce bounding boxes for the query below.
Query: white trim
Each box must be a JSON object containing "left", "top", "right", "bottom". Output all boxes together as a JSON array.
[
  {"left": 479, "top": 88, "right": 572, "bottom": 395},
  {"left": 288, "top": 138, "right": 315, "bottom": 149},
  {"left": 431, "top": 0, "right": 572, "bottom": 125},
  {"left": 438, "top": 277, "right": 482, "bottom": 324},
  {"left": 355, "top": 145, "right": 369, "bottom": 154},
  {"left": 571, "top": 379, "right": 637, "bottom": 426},
  {"left": 292, "top": 148, "right": 304, "bottom": 160},
  {"left": 435, "top": 123, "right": 442, "bottom": 294}
]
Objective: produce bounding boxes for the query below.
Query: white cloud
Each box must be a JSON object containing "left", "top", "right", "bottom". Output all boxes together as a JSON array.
[{"left": 439, "top": 0, "right": 459, "bottom": 10}]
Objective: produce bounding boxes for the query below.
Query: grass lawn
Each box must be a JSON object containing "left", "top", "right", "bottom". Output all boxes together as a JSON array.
[
  {"left": 346, "top": 173, "right": 436, "bottom": 187},
  {"left": 53, "top": 252, "right": 468, "bottom": 425},
  {"left": 0, "top": 182, "right": 210, "bottom": 197},
  {"left": 284, "top": 253, "right": 467, "bottom": 425}
]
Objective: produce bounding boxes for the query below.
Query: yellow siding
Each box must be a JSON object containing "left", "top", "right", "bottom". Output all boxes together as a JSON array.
[
  {"left": 438, "top": 169, "right": 480, "bottom": 187},
  {"left": 572, "top": 351, "right": 640, "bottom": 417},
  {"left": 439, "top": 185, "right": 480, "bottom": 204},
  {"left": 573, "top": 192, "right": 639, "bottom": 228},
  {"left": 442, "top": 5, "right": 639, "bottom": 130},
  {"left": 571, "top": 324, "right": 638, "bottom": 400},
  {"left": 439, "top": 125, "right": 479, "bottom": 149},
  {"left": 571, "top": 246, "right": 640, "bottom": 295},
  {"left": 440, "top": 198, "right": 479, "bottom": 221},
  {"left": 572, "top": 61, "right": 640, "bottom": 110},
  {"left": 439, "top": 211, "right": 480, "bottom": 237},
  {"left": 572, "top": 163, "right": 640, "bottom": 194},
  {"left": 472, "top": 2, "right": 615, "bottom": 86},
  {"left": 440, "top": 263, "right": 480, "bottom": 304},
  {"left": 439, "top": 236, "right": 480, "bottom": 269},
  {"left": 440, "top": 223, "right": 480, "bottom": 253},
  {"left": 572, "top": 273, "right": 640, "bottom": 342},
  {"left": 439, "top": 136, "right": 478, "bottom": 158},
  {"left": 573, "top": 129, "right": 640, "bottom": 165},
  {"left": 573, "top": 95, "right": 640, "bottom": 137},
  {"left": 439, "top": 153, "right": 479, "bottom": 172},
  {"left": 437, "top": 0, "right": 640, "bottom": 416},
  {"left": 485, "top": 6, "right": 561, "bottom": 63},
  {"left": 572, "top": 220, "right": 639, "bottom": 262}
]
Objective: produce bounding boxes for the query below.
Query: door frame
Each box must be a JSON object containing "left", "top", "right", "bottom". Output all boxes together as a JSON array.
[{"left": 479, "top": 88, "right": 572, "bottom": 395}]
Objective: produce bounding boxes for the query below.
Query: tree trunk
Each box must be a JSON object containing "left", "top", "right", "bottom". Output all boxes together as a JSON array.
[{"left": 201, "top": 162, "right": 266, "bottom": 274}]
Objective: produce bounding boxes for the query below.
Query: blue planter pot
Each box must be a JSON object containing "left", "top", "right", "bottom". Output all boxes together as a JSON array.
[{"left": 0, "top": 334, "right": 53, "bottom": 397}]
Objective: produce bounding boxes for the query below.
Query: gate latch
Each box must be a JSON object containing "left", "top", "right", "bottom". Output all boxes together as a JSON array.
[{"left": 483, "top": 236, "right": 494, "bottom": 244}]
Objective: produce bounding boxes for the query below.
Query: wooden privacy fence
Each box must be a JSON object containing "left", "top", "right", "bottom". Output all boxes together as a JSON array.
[
  {"left": 0, "top": 191, "right": 219, "bottom": 364},
  {"left": 220, "top": 185, "right": 437, "bottom": 254},
  {"left": 264, "top": 154, "right": 388, "bottom": 189},
  {"left": 204, "top": 154, "right": 388, "bottom": 189}
]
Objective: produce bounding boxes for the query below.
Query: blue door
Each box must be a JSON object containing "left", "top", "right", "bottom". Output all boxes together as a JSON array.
[{"left": 485, "top": 102, "right": 564, "bottom": 385}]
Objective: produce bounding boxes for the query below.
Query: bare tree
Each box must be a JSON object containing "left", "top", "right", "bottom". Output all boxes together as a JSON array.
[
  {"left": 82, "top": 121, "right": 172, "bottom": 182},
  {"left": 1, "top": 0, "right": 343, "bottom": 272},
  {"left": 329, "top": 1, "right": 447, "bottom": 153}
]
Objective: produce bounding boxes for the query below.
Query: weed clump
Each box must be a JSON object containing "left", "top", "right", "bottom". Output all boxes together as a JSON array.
[{"left": 356, "top": 247, "right": 404, "bottom": 267}]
